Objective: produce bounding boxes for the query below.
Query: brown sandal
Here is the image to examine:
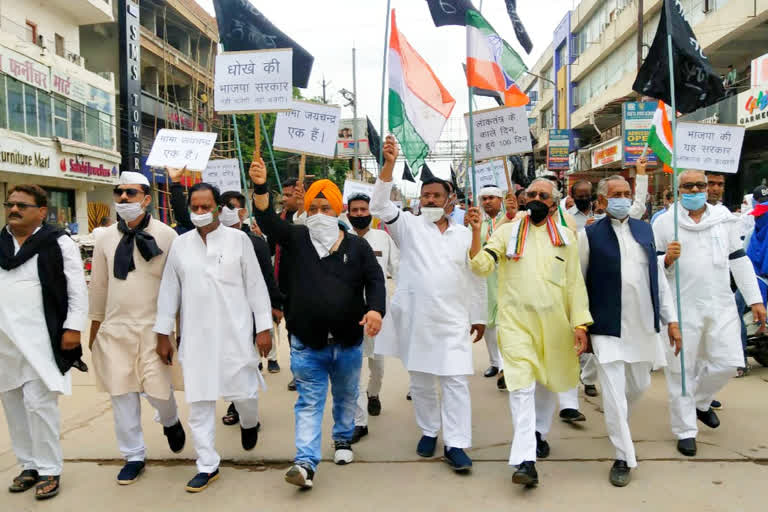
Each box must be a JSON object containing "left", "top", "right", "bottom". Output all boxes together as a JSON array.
[
  {"left": 9, "top": 469, "right": 38, "bottom": 492},
  {"left": 35, "top": 475, "right": 60, "bottom": 500}
]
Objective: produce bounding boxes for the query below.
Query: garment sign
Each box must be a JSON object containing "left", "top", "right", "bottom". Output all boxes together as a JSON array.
[
  {"left": 214, "top": 49, "right": 293, "bottom": 114},
  {"left": 547, "top": 129, "right": 570, "bottom": 170},
  {"left": 273, "top": 100, "right": 341, "bottom": 158},
  {"left": 146, "top": 129, "right": 218, "bottom": 172},
  {"left": 464, "top": 105, "right": 532, "bottom": 161},
  {"left": 622, "top": 101, "right": 658, "bottom": 166},
  {"left": 674, "top": 122, "right": 745, "bottom": 174},
  {"left": 118, "top": 0, "right": 142, "bottom": 173},
  {"left": 738, "top": 87, "right": 768, "bottom": 129},
  {"left": 342, "top": 180, "right": 375, "bottom": 205},
  {"left": 473, "top": 159, "right": 507, "bottom": 191},
  {"left": 591, "top": 137, "right": 623, "bottom": 169},
  {"left": 203, "top": 159, "right": 242, "bottom": 193}
]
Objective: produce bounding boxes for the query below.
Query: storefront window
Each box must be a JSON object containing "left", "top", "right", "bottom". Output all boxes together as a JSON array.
[
  {"left": 24, "top": 85, "right": 37, "bottom": 136},
  {"left": 38, "top": 93, "right": 52, "bottom": 138},
  {"left": 70, "top": 101, "right": 84, "bottom": 142},
  {"left": 86, "top": 106, "right": 100, "bottom": 147},
  {"left": 44, "top": 187, "right": 75, "bottom": 230},
  {"left": 0, "top": 75, "right": 5, "bottom": 129},
  {"left": 7, "top": 77, "right": 24, "bottom": 133},
  {"left": 54, "top": 96, "right": 68, "bottom": 138},
  {"left": 99, "top": 112, "right": 112, "bottom": 149}
]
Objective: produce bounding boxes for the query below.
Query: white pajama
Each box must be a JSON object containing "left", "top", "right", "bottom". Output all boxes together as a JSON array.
[
  {"left": 188, "top": 397, "right": 260, "bottom": 473},
  {"left": 110, "top": 391, "right": 180, "bottom": 462},
  {"left": 0, "top": 379, "right": 62, "bottom": 476},
  {"left": 597, "top": 360, "right": 652, "bottom": 467},
  {"left": 507, "top": 381, "right": 558, "bottom": 465},
  {"left": 409, "top": 371, "right": 471, "bottom": 449},
  {"left": 267, "top": 323, "right": 280, "bottom": 361},
  {"left": 557, "top": 352, "right": 599, "bottom": 411},
  {"left": 557, "top": 387, "right": 580, "bottom": 412},
  {"left": 354, "top": 354, "right": 385, "bottom": 427},
  {"left": 484, "top": 326, "right": 502, "bottom": 369}
]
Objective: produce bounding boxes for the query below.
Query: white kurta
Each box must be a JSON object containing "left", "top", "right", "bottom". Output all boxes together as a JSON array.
[
  {"left": 578, "top": 219, "right": 677, "bottom": 367},
  {"left": 370, "top": 180, "right": 487, "bottom": 376},
  {"left": 0, "top": 227, "right": 87, "bottom": 394},
  {"left": 153, "top": 224, "right": 272, "bottom": 403}
]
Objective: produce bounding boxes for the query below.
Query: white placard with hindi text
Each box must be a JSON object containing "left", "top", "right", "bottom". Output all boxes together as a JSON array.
[
  {"left": 203, "top": 159, "right": 242, "bottom": 193},
  {"left": 214, "top": 49, "right": 293, "bottom": 114},
  {"left": 464, "top": 106, "right": 532, "bottom": 161},
  {"left": 342, "top": 180, "right": 375, "bottom": 205},
  {"left": 146, "top": 129, "right": 218, "bottom": 172},
  {"left": 273, "top": 101, "right": 342, "bottom": 158},
  {"left": 674, "top": 122, "right": 745, "bottom": 174},
  {"left": 473, "top": 159, "right": 507, "bottom": 191}
]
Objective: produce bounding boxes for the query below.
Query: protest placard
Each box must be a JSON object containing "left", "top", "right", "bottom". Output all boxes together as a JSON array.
[
  {"left": 674, "top": 122, "right": 745, "bottom": 174},
  {"left": 336, "top": 118, "right": 369, "bottom": 158},
  {"left": 273, "top": 100, "right": 341, "bottom": 158},
  {"left": 203, "top": 159, "right": 241, "bottom": 193},
  {"left": 474, "top": 159, "right": 508, "bottom": 191},
  {"left": 214, "top": 49, "right": 293, "bottom": 114},
  {"left": 145, "top": 129, "right": 218, "bottom": 172},
  {"left": 464, "top": 105, "right": 532, "bottom": 161},
  {"left": 342, "top": 180, "right": 375, "bottom": 205}
]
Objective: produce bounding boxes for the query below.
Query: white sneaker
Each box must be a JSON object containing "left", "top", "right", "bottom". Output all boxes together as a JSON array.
[
  {"left": 334, "top": 441, "right": 354, "bottom": 465},
  {"left": 285, "top": 464, "right": 314, "bottom": 489}
]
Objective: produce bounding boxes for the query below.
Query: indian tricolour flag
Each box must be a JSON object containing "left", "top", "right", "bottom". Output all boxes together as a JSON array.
[
  {"left": 388, "top": 9, "right": 455, "bottom": 173},
  {"left": 647, "top": 100, "right": 674, "bottom": 173},
  {"left": 466, "top": 9, "right": 528, "bottom": 107}
]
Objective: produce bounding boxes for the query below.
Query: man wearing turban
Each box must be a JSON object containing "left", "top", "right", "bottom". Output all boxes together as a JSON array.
[{"left": 251, "top": 162, "right": 386, "bottom": 490}]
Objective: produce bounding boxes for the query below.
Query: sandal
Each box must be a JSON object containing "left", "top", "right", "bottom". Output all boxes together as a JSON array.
[
  {"left": 9, "top": 469, "right": 38, "bottom": 492},
  {"left": 35, "top": 475, "right": 60, "bottom": 500},
  {"left": 221, "top": 402, "right": 239, "bottom": 426}
]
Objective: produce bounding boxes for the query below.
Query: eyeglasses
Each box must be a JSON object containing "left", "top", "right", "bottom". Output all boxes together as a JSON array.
[
  {"left": 113, "top": 187, "right": 142, "bottom": 198},
  {"left": 679, "top": 182, "right": 708, "bottom": 191},
  {"left": 3, "top": 201, "right": 39, "bottom": 210},
  {"left": 526, "top": 190, "right": 552, "bottom": 201}
]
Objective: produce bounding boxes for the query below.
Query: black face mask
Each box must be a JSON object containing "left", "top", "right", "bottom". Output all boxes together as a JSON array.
[
  {"left": 527, "top": 200, "right": 550, "bottom": 224},
  {"left": 574, "top": 198, "right": 592, "bottom": 212},
  {"left": 349, "top": 215, "right": 372, "bottom": 230}
]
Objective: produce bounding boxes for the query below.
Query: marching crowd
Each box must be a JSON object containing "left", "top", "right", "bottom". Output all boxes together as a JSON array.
[{"left": 1, "top": 135, "right": 766, "bottom": 500}]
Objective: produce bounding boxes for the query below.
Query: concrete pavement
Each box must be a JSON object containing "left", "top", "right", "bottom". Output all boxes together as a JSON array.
[{"left": 1, "top": 330, "right": 767, "bottom": 511}]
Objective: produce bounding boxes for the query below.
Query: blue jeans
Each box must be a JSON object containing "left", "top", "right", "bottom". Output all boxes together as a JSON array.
[
  {"left": 735, "top": 290, "right": 748, "bottom": 365},
  {"left": 290, "top": 335, "right": 362, "bottom": 471}
]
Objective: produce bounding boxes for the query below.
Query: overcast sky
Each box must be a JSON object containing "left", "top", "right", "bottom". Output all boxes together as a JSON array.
[{"left": 195, "top": 0, "right": 574, "bottom": 193}]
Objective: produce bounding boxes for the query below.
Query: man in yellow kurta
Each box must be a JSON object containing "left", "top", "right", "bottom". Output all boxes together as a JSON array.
[{"left": 468, "top": 177, "right": 592, "bottom": 488}]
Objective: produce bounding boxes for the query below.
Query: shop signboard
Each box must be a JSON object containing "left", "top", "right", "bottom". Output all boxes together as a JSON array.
[
  {"left": 547, "top": 129, "right": 570, "bottom": 170},
  {"left": 591, "top": 137, "right": 622, "bottom": 169},
  {"left": 622, "top": 101, "right": 658, "bottom": 166},
  {"left": 738, "top": 87, "right": 768, "bottom": 129}
]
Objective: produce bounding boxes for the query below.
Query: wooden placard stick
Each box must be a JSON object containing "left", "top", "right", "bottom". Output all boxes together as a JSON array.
[
  {"left": 298, "top": 154, "right": 307, "bottom": 184},
  {"left": 502, "top": 157, "right": 514, "bottom": 194},
  {"left": 254, "top": 114, "right": 261, "bottom": 159}
]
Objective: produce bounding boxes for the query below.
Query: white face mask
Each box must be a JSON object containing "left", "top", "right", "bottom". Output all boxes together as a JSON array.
[
  {"left": 421, "top": 206, "right": 445, "bottom": 223},
  {"left": 114, "top": 201, "right": 145, "bottom": 222},
  {"left": 190, "top": 211, "right": 214, "bottom": 228},
  {"left": 219, "top": 206, "right": 240, "bottom": 227},
  {"left": 306, "top": 213, "right": 340, "bottom": 258}
]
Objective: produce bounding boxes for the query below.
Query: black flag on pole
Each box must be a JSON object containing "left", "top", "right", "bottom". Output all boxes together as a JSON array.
[
  {"left": 424, "top": 0, "right": 477, "bottom": 26},
  {"left": 212, "top": 0, "right": 314, "bottom": 88},
  {"left": 403, "top": 162, "right": 416, "bottom": 183},
  {"left": 632, "top": 0, "right": 725, "bottom": 114},
  {"left": 366, "top": 117, "right": 383, "bottom": 166},
  {"left": 504, "top": 1, "right": 533, "bottom": 54},
  {"left": 420, "top": 163, "right": 436, "bottom": 183}
]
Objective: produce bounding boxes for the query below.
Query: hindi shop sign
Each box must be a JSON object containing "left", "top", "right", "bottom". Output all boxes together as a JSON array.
[
  {"left": 146, "top": 129, "right": 218, "bottom": 172},
  {"left": 203, "top": 159, "right": 242, "bottom": 193},
  {"left": 591, "top": 137, "right": 622, "bottom": 169},
  {"left": 273, "top": 100, "right": 341, "bottom": 158},
  {"left": 214, "top": 49, "right": 293, "bottom": 114},
  {"left": 622, "top": 101, "right": 658, "bottom": 166},
  {"left": 473, "top": 159, "right": 507, "bottom": 191},
  {"left": 464, "top": 106, "right": 532, "bottom": 161},
  {"left": 674, "top": 122, "right": 745, "bottom": 174},
  {"left": 547, "top": 129, "right": 570, "bottom": 170},
  {"left": 0, "top": 45, "right": 50, "bottom": 91}
]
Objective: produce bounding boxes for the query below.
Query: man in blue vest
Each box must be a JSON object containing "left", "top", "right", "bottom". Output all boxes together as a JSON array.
[{"left": 579, "top": 175, "right": 682, "bottom": 487}]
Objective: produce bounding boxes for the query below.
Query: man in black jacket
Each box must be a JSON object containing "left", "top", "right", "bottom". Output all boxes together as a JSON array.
[{"left": 251, "top": 157, "right": 385, "bottom": 490}]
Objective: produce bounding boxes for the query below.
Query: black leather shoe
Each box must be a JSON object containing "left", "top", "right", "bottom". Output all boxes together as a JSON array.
[
  {"left": 497, "top": 372, "right": 507, "bottom": 391},
  {"left": 483, "top": 366, "right": 499, "bottom": 378},
  {"left": 350, "top": 425, "right": 368, "bottom": 444},
  {"left": 367, "top": 395, "right": 382, "bottom": 416},
  {"left": 535, "top": 431, "right": 550, "bottom": 459},
  {"left": 241, "top": 423, "right": 261, "bottom": 451},
  {"left": 163, "top": 420, "right": 186, "bottom": 453},
  {"left": 287, "top": 378, "right": 297, "bottom": 391},
  {"left": 584, "top": 384, "right": 599, "bottom": 397},
  {"left": 609, "top": 460, "right": 631, "bottom": 487},
  {"left": 559, "top": 408, "right": 586, "bottom": 422},
  {"left": 696, "top": 408, "right": 720, "bottom": 429},
  {"left": 512, "top": 461, "right": 538, "bottom": 487},
  {"left": 677, "top": 438, "right": 697, "bottom": 457}
]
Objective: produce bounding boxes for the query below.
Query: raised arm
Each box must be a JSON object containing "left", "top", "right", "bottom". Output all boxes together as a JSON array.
[
  {"left": 250, "top": 155, "right": 294, "bottom": 249},
  {"left": 167, "top": 167, "right": 193, "bottom": 230},
  {"left": 630, "top": 158, "right": 649, "bottom": 219}
]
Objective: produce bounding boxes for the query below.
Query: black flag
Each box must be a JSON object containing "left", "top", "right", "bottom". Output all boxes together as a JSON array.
[
  {"left": 632, "top": 0, "right": 725, "bottom": 114},
  {"left": 424, "top": 0, "right": 477, "bottom": 26},
  {"left": 403, "top": 163, "right": 416, "bottom": 183},
  {"left": 212, "top": 0, "right": 314, "bottom": 88},
  {"left": 366, "top": 117, "right": 383, "bottom": 166},
  {"left": 504, "top": 1, "right": 533, "bottom": 54},
  {"left": 420, "top": 163, "right": 437, "bottom": 183}
]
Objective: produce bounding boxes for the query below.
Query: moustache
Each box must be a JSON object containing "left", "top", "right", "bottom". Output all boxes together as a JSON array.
[{"left": 8, "top": 213, "right": 22, "bottom": 219}]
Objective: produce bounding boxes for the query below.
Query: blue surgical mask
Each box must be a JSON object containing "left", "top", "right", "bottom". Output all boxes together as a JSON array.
[
  {"left": 681, "top": 192, "right": 707, "bottom": 211},
  {"left": 606, "top": 197, "right": 632, "bottom": 219},
  {"left": 593, "top": 213, "right": 606, "bottom": 221}
]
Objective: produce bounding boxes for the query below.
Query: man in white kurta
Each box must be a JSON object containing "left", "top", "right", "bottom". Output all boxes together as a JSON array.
[
  {"left": 654, "top": 170, "right": 765, "bottom": 457},
  {"left": 89, "top": 172, "right": 185, "bottom": 485},
  {"left": 371, "top": 137, "right": 487, "bottom": 472},
  {"left": 0, "top": 184, "right": 87, "bottom": 499},
  {"left": 578, "top": 175, "right": 680, "bottom": 487},
  {"left": 153, "top": 183, "right": 272, "bottom": 492}
]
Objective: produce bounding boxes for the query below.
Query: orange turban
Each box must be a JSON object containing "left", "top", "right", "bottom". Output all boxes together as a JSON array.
[{"left": 304, "top": 179, "right": 343, "bottom": 214}]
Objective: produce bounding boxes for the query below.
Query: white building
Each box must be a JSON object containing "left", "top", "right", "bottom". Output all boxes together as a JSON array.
[{"left": 0, "top": 0, "right": 119, "bottom": 232}]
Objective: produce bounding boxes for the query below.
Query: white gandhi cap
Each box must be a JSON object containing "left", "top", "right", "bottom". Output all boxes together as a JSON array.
[{"left": 119, "top": 171, "right": 150, "bottom": 187}]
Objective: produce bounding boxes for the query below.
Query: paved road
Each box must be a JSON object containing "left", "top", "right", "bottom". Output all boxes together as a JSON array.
[{"left": 2, "top": 330, "right": 767, "bottom": 511}]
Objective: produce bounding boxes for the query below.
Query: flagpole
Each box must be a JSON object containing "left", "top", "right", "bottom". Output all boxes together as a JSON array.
[
  {"left": 468, "top": 86, "right": 478, "bottom": 206},
  {"left": 665, "top": 0, "right": 686, "bottom": 396},
  {"left": 260, "top": 114, "right": 283, "bottom": 194},
  {"left": 379, "top": 1, "right": 392, "bottom": 169}
]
